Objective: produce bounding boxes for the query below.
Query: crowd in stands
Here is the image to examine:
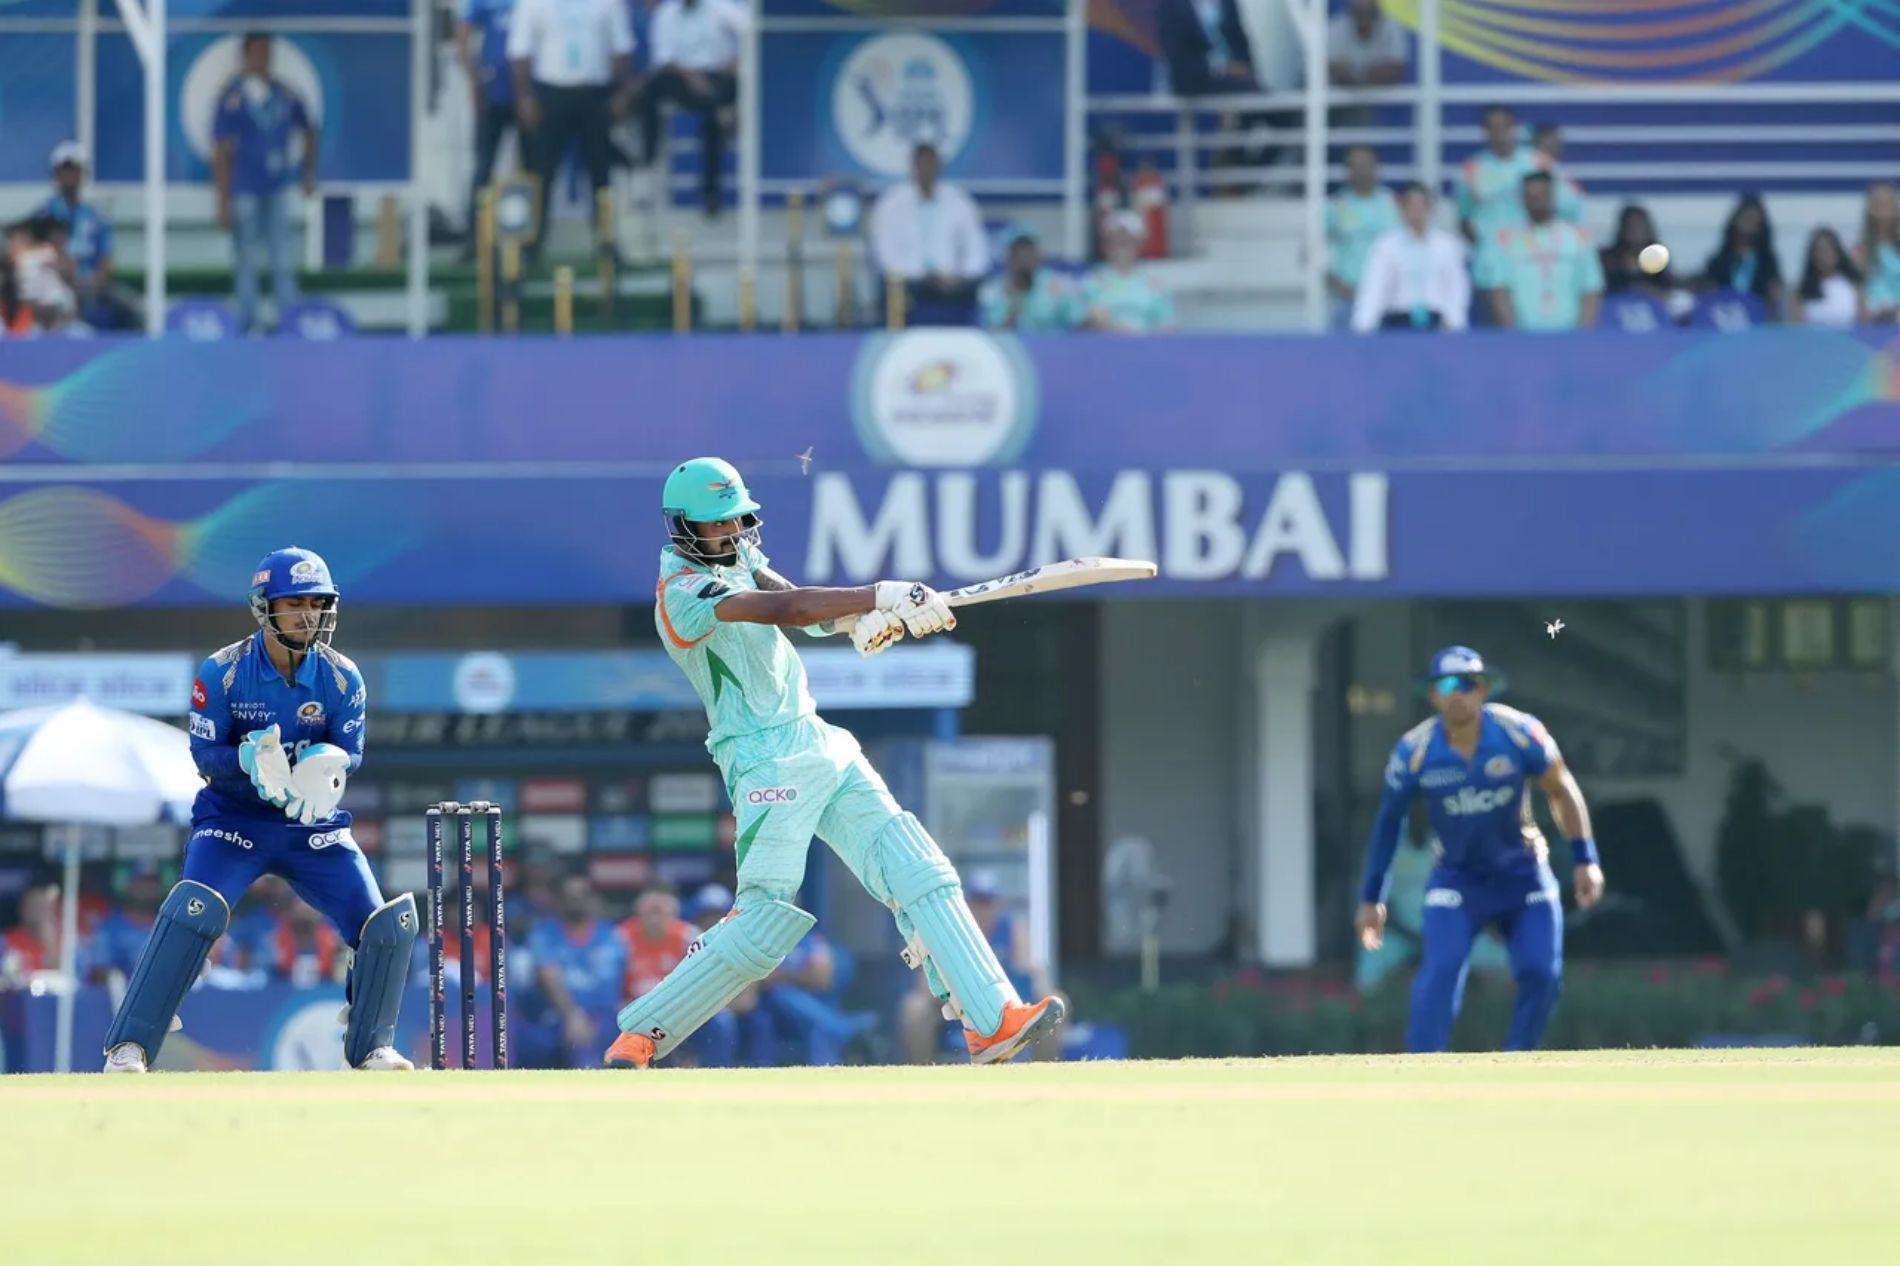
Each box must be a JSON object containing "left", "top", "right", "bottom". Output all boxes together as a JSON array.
[
  {"left": 0, "top": 143, "right": 132, "bottom": 338},
  {"left": 0, "top": 859, "right": 1040, "bottom": 1069}
]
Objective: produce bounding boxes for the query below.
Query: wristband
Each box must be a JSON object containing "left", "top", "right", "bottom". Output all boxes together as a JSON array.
[{"left": 1570, "top": 837, "right": 1600, "bottom": 867}]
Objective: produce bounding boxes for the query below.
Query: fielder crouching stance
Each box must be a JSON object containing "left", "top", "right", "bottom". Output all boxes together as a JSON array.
[
  {"left": 103, "top": 548, "right": 415, "bottom": 1073},
  {"left": 605, "top": 458, "right": 1064, "bottom": 1069}
]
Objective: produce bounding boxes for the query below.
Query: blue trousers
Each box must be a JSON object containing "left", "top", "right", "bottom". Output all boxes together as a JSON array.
[
  {"left": 183, "top": 815, "right": 384, "bottom": 949},
  {"left": 1407, "top": 862, "right": 1563, "bottom": 1053},
  {"left": 231, "top": 189, "right": 297, "bottom": 331}
]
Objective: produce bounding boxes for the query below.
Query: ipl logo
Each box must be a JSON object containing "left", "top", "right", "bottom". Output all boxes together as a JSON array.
[{"left": 832, "top": 33, "right": 973, "bottom": 177}]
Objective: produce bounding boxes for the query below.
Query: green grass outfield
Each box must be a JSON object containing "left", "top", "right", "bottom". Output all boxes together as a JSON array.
[{"left": 5, "top": 1049, "right": 1897, "bottom": 1265}]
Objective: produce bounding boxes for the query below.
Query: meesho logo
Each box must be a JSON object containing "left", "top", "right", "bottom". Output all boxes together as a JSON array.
[
  {"left": 831, "top": 32, "right": 972, "bottom": 176},
  {"left": 852, "top": 330, "right": 1037, "bottom": 468}
]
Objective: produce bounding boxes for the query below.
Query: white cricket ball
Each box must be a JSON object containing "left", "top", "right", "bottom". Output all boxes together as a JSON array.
[{"left": 1638, "top": 243, "right": 1670, "bottom": 275}]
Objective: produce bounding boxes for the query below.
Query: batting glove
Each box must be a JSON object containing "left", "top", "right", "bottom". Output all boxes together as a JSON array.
[
  {"left": 893, "top": 588, "right": 955, "bottom": 638},
  {"left": 851, "top": 609, "right": 905, "bottom": 657}
]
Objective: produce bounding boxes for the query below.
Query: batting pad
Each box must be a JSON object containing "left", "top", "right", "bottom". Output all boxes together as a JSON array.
[
  {"left": 616, "top": 899, "right": 816, "bottom": 1059},
  {"left": 103, "top": 880, "right": 230, "bottom": 1062},
  {"left": 345, "top": 894, "right": 418, "bottom": 1067},
  {"left": 877, "top": 814, "right": 1015, "bottom": 1037}
]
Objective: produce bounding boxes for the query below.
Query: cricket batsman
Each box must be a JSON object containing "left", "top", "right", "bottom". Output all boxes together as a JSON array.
[
  {"left": 1356, "top": 647, "right": 1605, "bottom": 1052},
  {"left": 604, "top": 457, "right": 1066, "bottom": 1068},
  {"left": 102, "top": 548, "right": 416, "bottom": 1072}
]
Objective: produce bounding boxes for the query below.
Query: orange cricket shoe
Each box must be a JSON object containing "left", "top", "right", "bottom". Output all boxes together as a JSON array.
[
  {"left": 603, "top": 1031, "right": 656, "bottom": 1069},
  {"left": 964, "top": 996, "right": 1066, "bottom": 1066}
]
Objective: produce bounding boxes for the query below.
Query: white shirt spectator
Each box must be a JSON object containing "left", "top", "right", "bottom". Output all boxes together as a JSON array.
[
  {"left": 650, "top": 0, "right": 747, "bottom": 72},
  {"left": 1800, "top": 275, "right": 1860, "bottom": 328},
  {"left": 870, "top": 181, "right": 989, "bottom": 281},
  {"left": 1352, "top": 225, "right": 1470, "bottom": 332},
  {"left": 1327, "top": 12, "right": 1409, "bottom": 82},
  {"left": 508, "top": 0, "right": 633, "bottom": 85}
]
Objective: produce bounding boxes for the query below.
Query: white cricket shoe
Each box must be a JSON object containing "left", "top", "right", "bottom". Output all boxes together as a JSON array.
[
  {"left": 354, "top": 1046, "right": 415, "bottom": 1071},
  {"left": 103, "top": 1042, "right": 149, "bottom": 1074}
]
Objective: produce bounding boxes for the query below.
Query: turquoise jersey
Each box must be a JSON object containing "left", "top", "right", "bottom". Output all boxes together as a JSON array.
[
  {"left": 1327, "top": 188, "right": 1400, "bottom": 286},
  {"left": 654, "top": 542, "right": 824, "bottom": 774},
  {"left": 1455, "top": 147, "right": 1549, "bottom": 240},
  {"left": 1475, "top": 221, "right": 1605, "bottom": 331},
  {"left": 1082, "top": 267, "right": 1174, "bottom": 332},
  {"left": 1866, "top": 240, "right": 1900, "bottom": 311},
  {"left": 979, "top": 271, "right": 1079, "bottom": 331}
]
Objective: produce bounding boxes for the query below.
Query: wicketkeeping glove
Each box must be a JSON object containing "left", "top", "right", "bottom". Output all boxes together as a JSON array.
[{"left": 238, "top": 724, "right": 294, "bottom": 807}]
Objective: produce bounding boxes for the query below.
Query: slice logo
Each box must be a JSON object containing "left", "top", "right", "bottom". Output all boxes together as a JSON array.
[{"left": 1442, "top": 786, "right": 1516, "bottom": 816}]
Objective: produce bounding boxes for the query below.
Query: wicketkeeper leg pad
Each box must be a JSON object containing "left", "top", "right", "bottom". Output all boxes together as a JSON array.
[
  {"left": 344, "top": 894, "right": 418, "bottom": 1068},
  {"left": 102, "top": 880, "right": 230, "bottom": 1063},
  {"left": 615, "top": 898, "right": 816, "bottom": 1060}
]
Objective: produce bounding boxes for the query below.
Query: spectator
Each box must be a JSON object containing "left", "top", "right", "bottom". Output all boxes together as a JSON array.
[
  {"left": 687, "top": 882, "right": 733, "bottom": 932},
  {"left": 1, "top": 238, "right": 23, "bottom": 337},
  {"left": 525, "top": 873, "right": 630, "bottom": 1067},
  {"left": 638, "top": 0, "right": 747, "bottom": 218},
  {"left": 979, "top": 226, "right": 1078, "bottom": 332},
  {"left": 268, "top": 898, "right": 344, "bottom": 987},
  {"left": 2, "top": 882, "right": 63, "bottom": 984},
  {"left": 1156, "top": 0, "right": 1280, "bottom": 176},
  {"left": 1700, "top": 192, "right": 1784, "bottom": 314},
  {"left": 39, "top": 142, "right": 130, "bottom": 329},
  {"left": 1791, "top": 227, "right": 1864, "bottom": 328},
  {"left": 1327, "top": 0, "right": 1409, "bottom": 89},
  {"left": 1600, "top": 203, "right": 1676, "bottom": 296},
  {"left": 1454, "top": 105, "right": 1547, "bottom": 251},
  {"left": 1855, "top": 182, "right": 1900, "bottom": 323},
  {"left": 1326, "top": 145, "right": 1400, "bottom": 325},
  {"left": 1531, "top": 122, "right": 1584, "bottom": 224},
  {"left": 509, "top": 0, "right": 636, "bottom": 261},
  {"left": 620, "top": 884, "right": 696, "bottom": 998},
  {"left": 869, "top": 142, "right": 989, "bottom": 325},
  {"left": 1082, "top": 210, "right": 1175, "bottom": 333},
  {"left": 213, "top": 33, "right": 317, "bottom": 333},
  {"left": 750, "top": 927, "right": 877, "bottom": 1066},
  {"left": 1351, "top": 181, "right": 1468, "bottom": 333},
  {"left": 86, "top": 868, "right": 164, "bottom": 984},
  {"left": 1476, "top": 171, "right": 1603, "bottom": 331},
  {"left": 456, "top": 0, "right": 520, "bottom": 260}
]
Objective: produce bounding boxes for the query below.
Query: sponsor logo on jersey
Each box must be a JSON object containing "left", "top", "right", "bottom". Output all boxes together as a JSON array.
[
  {"left": 308, "top": 828, "right": 355, "bottom": 851},
  {"left": 1423, "top": 888, "right": 1464, "bottom": 908},
  {"left": 193, "top": 826, "right": 255, "bottom": 850},
  {"left": 297, "top": 701, "right": 325, "bottom": 725},
  {"left": 1420, "top": 767, "right": 1465, "bottom": 788},
  {"left": 1484, "top": 755, "right": 1517, "bottom": 779},
  {"left": 746, "top": 787, "right": 799, "bottom": 805},
  {"left": 343, "top": 715, "right": 365, "bottom": 734},
  {"left": 189, "top": 713, "right": 217, "bottom": 740},
  {"left": 1441, "top": 786, "right": 1516, "bottom": 816},
  {"left": 191, "top": 678, "right": 208, "bottom": 708},
  {"left": 230, "top": 701, "right": 272, "bottom": 721}
]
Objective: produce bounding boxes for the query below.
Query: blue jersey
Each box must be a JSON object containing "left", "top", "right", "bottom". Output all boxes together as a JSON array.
[
  {"left": 461, "top": 0, "right": 517, "bottom": 105},
  {"left": 212, "top": 76, "right": 311, "bottom": 197},
  {"left": 1360, "top": 702, "right": 1560, "bottom": 903},
  {"left": 527, "top": 919, "right": 630, "bottom": 1015},
  {"left": 187, "top": 632, "right": 366, "bottom": 824},
  {"left": 38, "top": 195, "right": 113, "bottom": 280}
]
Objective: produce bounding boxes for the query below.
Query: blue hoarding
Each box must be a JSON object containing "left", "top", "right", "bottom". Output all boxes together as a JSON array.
[{"left": 1, "top": 329, "right": 1897, "bottom": 605}]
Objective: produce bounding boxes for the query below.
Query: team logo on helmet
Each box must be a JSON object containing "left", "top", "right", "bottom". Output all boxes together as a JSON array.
[
  {"left": 707, "top": 479, "right": 739, "bottom": 501},
  {"left": 289, "top": 559, "right": 327, "bottom": 584}
]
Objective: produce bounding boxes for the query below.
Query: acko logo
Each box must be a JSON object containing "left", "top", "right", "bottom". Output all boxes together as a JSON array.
[
  {"left": 1441, "top": 786, "right": 1516, "bottom": 816},
  {"left": 746, "top": 787, "right": 799, "bottom": 804},
  {"left": 308, "top": 829, "right": 355, "bottom": 851},
  {"left": 1423, "top": 888, "right": 1464, "bottom": 908}
]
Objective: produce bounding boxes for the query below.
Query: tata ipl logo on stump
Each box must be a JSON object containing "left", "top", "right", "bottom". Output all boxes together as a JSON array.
[
  {"left": 832, "top": 32, "right": 973, "bottom": 176},
  {"left": 852, "top": 330, "right": 1038, "bottom": 467}
]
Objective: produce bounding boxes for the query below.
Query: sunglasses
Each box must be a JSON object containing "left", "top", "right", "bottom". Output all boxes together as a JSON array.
[{"left": 1434, "top": 674, "right": 1484, "bottom": 696}]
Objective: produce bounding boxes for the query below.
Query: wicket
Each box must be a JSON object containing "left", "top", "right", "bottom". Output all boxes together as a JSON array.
[{"left": 426, "top": 801, "right": 508, "bottom": 1070}]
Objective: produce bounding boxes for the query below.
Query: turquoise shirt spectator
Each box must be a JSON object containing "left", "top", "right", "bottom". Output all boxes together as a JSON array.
[
  {"left": 979, "top": 271, "right": 1079, "bottom": 332},
  {"left": 1476, "top": 221, "right": 1605, "bottom": 330},
  {"left": 1083, "top": 268, "right": 1175, "bottom": 332},
  {"left": 1327, "top": 187, "right": 1400, "bottom": 288},
  {"left": 1864, "top": 240, "right": 1900, "bottom": 313}
]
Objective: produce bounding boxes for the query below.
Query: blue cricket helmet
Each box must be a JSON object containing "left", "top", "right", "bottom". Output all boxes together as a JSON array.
[
  {"left": 247, "top": 547, "right": 340, "bottom": 649},
  {"left": 1423, "top": 645, "right": 1506, "bottom": 694}
]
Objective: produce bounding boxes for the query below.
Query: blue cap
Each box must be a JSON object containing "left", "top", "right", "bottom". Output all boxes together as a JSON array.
[
  {"left": 249, "top": 547, "right": 338, "bottom": 604},
  {"left": 1427, "top": 645, "right": 1489, "bottom": 679}
]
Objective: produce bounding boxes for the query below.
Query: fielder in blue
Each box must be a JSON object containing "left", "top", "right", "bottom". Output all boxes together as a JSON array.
[
  {"left": 1356, "top": 647, "right": 1606, "bottom": 1052},
  {"left": 102, "top": 548, "right": 418, "bottom": 1072}
]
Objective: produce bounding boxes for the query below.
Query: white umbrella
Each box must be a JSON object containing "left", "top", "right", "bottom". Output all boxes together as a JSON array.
[{"left": 0, "top": 697, "right": 202, "bottom": 1072}]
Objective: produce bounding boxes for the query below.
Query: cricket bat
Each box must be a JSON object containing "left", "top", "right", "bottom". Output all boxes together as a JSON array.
[{"left": 825, "top": 557, "right": 1158, "bottom": 634}]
